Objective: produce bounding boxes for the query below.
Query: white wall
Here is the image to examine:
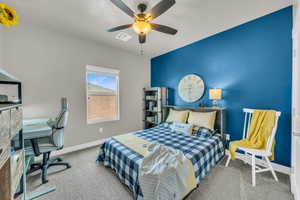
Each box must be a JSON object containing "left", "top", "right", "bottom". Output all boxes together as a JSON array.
[
  {"left": 0, "top": 28, "right": 3, "bottom": 66},
  {"left": 1, "top": 24, "right": 150, "bottom": 147},
  {"left": 292, "top": 2, "right": 300, "bottom": 200}
]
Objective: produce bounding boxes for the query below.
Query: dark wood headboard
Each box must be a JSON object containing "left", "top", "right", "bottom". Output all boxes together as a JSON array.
[{"left": 163, "top": 105, "right": 227, "bottom": 135}]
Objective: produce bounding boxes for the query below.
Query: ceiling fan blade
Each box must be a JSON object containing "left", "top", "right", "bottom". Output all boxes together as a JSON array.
[
  {"left": 148, "top": 0, "right": 175, "bottom": 19},
  {"left": 139, "top": 35, "right": 146, "bottom": 44},
  {"left": 151, "top": 23, "right": 177, "bottom": 35},
  {"left": 111, "top": 0, "right": 135, "bottom": 18},
  {"left": 107, "top": 24, "right": 132, "bottom": 32}
]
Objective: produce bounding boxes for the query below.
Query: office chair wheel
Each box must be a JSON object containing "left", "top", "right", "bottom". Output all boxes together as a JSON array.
[
  {"left": 42, "top": 179, "right": 49, "bottom": 184},
  {"left": 27, "top": 163, "right": 42, "bottom": 175},
  {"left": 42, "top": 175, "right": 49, "bottom": 184},
  {"left": 66, "top": 164, "right": 71, "bottom": 169},
  {"left": 56, "top": 157, "right": 62, "bottom": 162}
]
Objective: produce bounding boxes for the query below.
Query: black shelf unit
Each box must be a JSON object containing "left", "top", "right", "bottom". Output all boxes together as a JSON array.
[{"left": 143, "top": 87, "right": 168, "bottom": 129}]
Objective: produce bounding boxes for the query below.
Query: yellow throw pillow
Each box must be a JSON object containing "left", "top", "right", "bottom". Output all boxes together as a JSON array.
[
  {"left": 166, "top": 109, "right": 189, "bottom": 123},
  {"left": 187, "top": 111, "right": 216, "bottom": 130}
]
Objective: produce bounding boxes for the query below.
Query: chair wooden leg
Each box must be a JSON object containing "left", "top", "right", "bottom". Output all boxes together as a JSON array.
[
  {"left": 225, "top": 154, "right": 231, "bottom": 167},
  {"left": 265, "top": 156, "right": 278, "bottom": 182},
  {"left": 243, "top": 152, "right": 248, "bottom": 164},
  {"left": 251, "top": 154, "right": 256, "bottom": 187}
]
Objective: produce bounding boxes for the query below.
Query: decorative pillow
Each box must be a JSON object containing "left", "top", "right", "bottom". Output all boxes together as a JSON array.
[
  {"left": 170, "top": 122, "right": 193, "bottom": 136},
  {"left": 191, "top": 126, "right": 200, "bottom": 136},
  {"left": 166, "top": 109, "right": 189, "bottom": 123},
  {"left": 187, "top": 111, "right": 216, "bottom": 130},
  {"left": 196, "top": 127, "right": 217, "bottom": 138},
  {"left": 162, "top": 122, "right": 173, "bottom": 128}
]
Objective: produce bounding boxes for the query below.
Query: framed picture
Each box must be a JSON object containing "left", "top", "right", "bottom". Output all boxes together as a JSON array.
[{"left": 0, "top": 81, "right": 22, "bottom": 104}]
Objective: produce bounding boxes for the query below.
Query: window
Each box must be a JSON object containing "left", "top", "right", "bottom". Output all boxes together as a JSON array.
[{"left": 86, "top": 65, "right": 120, "bottom": 124}]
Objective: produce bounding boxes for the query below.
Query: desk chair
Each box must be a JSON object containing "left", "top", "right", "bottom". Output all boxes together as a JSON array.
[
  {"left": 225, "top": 108, "right": 281, "bottom": 186},
  {"left": 23, "top": 98, "right": 71, "bottom": 184}
]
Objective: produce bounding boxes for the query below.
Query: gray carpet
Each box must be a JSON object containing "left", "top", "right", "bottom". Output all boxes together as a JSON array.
[{"left": 26, "top": 147, "right": 293, "bottom": 200}]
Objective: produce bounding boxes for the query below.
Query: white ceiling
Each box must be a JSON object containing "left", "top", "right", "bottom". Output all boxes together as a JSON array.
[{"left": 3, "top": 0, "right": 292, "bottom": 58}]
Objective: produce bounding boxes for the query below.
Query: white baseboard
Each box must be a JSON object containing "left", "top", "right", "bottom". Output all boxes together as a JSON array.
[
  {"left": 225, "top": 150, "right": 291, "bottom": 175},
  {"left": 291, "top": 174, "right": 299, "bottom": 200},
  {"left": 52, "top": 139, "right": 105, "bottom": 157}
]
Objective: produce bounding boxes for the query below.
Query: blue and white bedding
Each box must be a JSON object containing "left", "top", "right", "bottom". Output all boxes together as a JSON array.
[{"left": 97, "top": 123, "right": 225, "bottom": 200}]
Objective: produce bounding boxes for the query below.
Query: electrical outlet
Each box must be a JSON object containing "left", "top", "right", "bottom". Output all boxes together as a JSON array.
[
  {"left": 99, "top": 128, "right": 103, "bottom": 133},
  {"left": 225, "top": 134, "right": 230, "bottom": 141}
]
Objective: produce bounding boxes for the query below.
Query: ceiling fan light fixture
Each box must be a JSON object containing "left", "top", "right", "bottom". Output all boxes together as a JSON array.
[
  {"left": 108, "top": 0, "right": 177, "bottom": 44},
  {"left": 132, "top": 21, "right": 152, "bottom": 35}
]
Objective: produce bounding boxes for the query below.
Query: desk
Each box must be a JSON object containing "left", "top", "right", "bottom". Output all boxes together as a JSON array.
[{"left": 22, "top": 118, "right": 56, "bottom": 200}]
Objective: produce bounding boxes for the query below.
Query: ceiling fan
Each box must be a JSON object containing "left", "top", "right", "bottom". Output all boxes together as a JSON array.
[{"left": 108, "top": 0, "right": 177, "bottom": 44}]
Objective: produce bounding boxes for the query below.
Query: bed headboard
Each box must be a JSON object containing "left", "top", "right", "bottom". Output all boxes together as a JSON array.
[{"left": 163, "top": 105, "right": 227, "bottom": 135}]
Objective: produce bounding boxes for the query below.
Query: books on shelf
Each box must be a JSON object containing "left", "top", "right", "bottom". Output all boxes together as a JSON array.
[
  {"left": 143, "top": 87, "right": 168, "bottom": 129},
  {"left": 145, "top": 96, "right": 156, "bottom": 100}
]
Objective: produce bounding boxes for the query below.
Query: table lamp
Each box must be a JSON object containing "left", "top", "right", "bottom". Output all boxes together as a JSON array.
[{"left": 209, "top": 89, "right": 222, "bottom": 107}]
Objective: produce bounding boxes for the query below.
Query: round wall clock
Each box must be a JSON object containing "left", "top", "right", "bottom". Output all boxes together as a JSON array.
[{"left": 178, "top": 74, "right": 205, "bottom": 103}]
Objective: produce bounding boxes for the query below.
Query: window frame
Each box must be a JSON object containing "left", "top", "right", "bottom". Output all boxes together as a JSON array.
[{"left": 86, "top": 65, "right": 120, "bottom": 124}]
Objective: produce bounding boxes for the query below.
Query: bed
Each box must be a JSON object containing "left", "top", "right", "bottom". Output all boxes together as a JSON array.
[{"left": 97, "top": 106, "right": 226, "bottom": 200}]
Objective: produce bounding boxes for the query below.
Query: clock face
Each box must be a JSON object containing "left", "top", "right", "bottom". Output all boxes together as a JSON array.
[{"left": 178, "top": 74, "right": 205, "bottom": 102}]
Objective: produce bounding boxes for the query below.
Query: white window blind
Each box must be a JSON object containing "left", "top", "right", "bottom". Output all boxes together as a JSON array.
[{"left": 86, "top": 65, "right": 120, "bottom": 124}]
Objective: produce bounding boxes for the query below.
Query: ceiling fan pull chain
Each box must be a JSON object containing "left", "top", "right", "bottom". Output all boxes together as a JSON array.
[{"left": 140, "top": 43, "right": 144, "bottom": 55}]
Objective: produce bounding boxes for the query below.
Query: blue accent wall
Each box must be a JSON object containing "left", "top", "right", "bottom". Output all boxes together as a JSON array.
[{"left": 151, "top": 7, "right": 292, "bottom": 167}]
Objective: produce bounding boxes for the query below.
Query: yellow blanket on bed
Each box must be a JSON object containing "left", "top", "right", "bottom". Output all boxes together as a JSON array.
[
  {"left": 229, "top": 110, "right": 276, "bottom": 160},
  {"left": 113, "top": 133, "right": 197, "bottom": 198}
]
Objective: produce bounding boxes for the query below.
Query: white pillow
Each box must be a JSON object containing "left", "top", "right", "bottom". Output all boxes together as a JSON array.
[
  {"left": 166, "top": 109, "right": 189, "bottom": 123},
  {"left": 187, "top": 111, "right": 216, "bottom": 130},
  {"left": 170, "top": 122, "right": 193, "bottom": 136}
]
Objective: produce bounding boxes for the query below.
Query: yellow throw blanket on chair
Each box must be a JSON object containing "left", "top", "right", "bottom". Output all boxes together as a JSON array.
[{"left": 229, "top": 110, "right": 276, "bottom": 160}]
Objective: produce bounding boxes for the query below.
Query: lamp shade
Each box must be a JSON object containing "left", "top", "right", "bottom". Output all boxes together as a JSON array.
[{"left": 209, "top": 89, "right": 222, "bottom": 100}]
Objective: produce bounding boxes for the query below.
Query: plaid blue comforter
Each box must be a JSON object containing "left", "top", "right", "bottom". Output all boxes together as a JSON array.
[{"left": 97, "top": 124, "right": 225, "bottom": 200}]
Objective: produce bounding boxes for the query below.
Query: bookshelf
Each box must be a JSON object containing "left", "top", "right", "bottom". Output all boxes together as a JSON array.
[{"left": 143, "top": 87, "right": 168, "bottom": 129}]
